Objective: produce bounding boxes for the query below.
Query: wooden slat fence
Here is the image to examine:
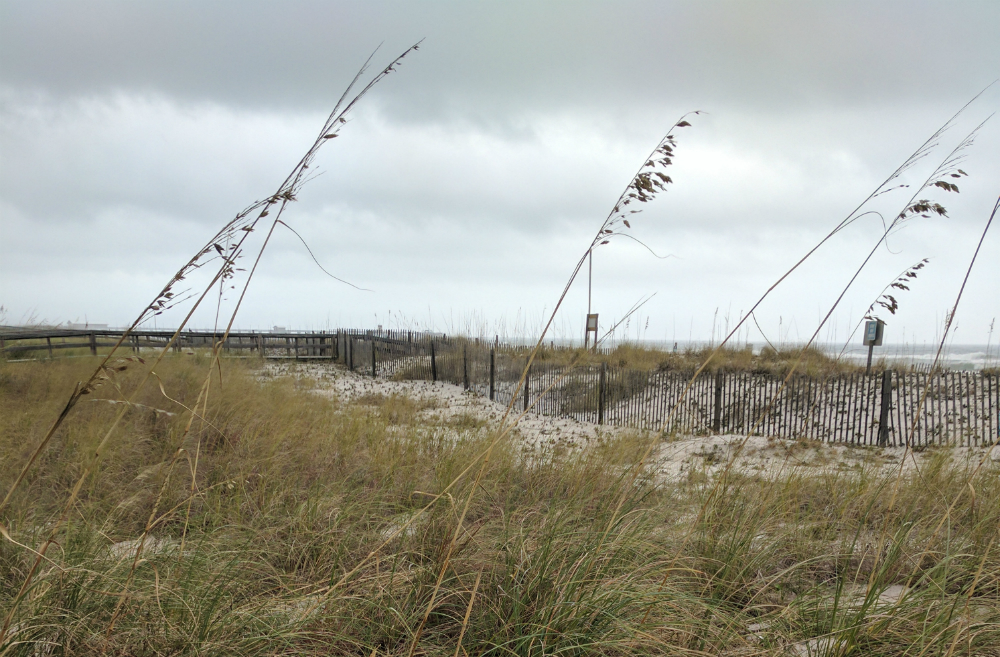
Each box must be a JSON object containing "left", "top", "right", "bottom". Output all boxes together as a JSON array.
[
  {"left": 345, "top": 334, "right": 997, "bottom": 447},
  {"left": 3, "top": 328, "right": 997, "bottom": 446}
]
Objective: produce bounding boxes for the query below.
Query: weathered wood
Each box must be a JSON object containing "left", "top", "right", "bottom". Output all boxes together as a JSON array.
[
  {"left": 430, "top": 341, "right": 437, "bottom": 382},
  {"left": 712, "top": 369, "right": 723, "bottom": 433},
  {"left": 462, "top": 346, "right": 469, "bottom": 391},
  {"left": 489, "top": 348, "right": 495, "bottom": 401},
  {"left": 878, "top": 370, "right": 892, "bottom": 446},
  {"left": 598, "top": 362, "right": 606, "bottom": 425},
  {"left": 523, "top": 362, "right": 530, "bottom": 413}
]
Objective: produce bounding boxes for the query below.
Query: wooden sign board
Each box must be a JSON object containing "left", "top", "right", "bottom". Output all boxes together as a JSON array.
[
  {"left": 584, "top": 313, "right": 599, "bottom": 350},
  {"left": 863, "top": 319, "right": 885, "bottom": 347}
]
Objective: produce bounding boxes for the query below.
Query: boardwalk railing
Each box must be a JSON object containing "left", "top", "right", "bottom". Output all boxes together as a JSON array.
[
  {"left": 0, "top": 327, "right": 341, "bottom": 360},
  {"left": 3, "top": 328, "right": 997, "bottom": 447}
]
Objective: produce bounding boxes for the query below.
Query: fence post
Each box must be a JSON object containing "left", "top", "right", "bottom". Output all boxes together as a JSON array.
[
  {"left": 348, "top": 338, "right": 354, "bottom": 371},
  {"left": 878, "top": 369, "right": 892, "bottom": 446},
  {"left": 89, "top": 332, "right": 97, "bottom": 356},
  {"left": 713, "top": 369, "right": 724, "bottom": 433},
  {"left": 463, "top": 345, "right": 469, "bottom": 390},
  {"left": 430, "top": 341, "right": 437, "bottom": 382},
  {"left": 0, "top": 335, "right": 6, "bottom": 361},
  {"left": 489, "top": 348, "right": 495, "bottom": 401},
  {"left": 523, "top": 362, "right": 530, "bottom": 412},
  {"left": 47, "top": 337, "right": 54, "bottom": 358},
  {"left": 372, "top": 342, "right": 377, "bottom": 378},
  {"left": 598, "top": 362, "right": 606, "bottom": 425}
]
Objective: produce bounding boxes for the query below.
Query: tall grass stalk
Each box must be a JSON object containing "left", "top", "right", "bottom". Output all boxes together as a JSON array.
[{"left": 0, "top": 43, "right": 423, "bottom": 644}]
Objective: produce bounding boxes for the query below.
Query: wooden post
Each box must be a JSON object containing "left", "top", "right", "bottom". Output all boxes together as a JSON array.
[
  {"left": 0, "top": 336, "right": 6, "bottom": 361},
  {"left": 463, "top": 345, "right": 469, "bottom": 390},
  {"left": 878, "top": 369, "right": 892, "bottom": 446},
  {"left": 992, "top": 373, "right": 998, "bottom": 445},
  {"left": 523, "top": 362, "right": 530, "bottom": 413},
  {"left": 713, "top": 369, "right": 724, "bottom": 433},
  {"left": 46, "top": 337, "right": 53, "bottom": 359},
  {"left": 430, "top": 341, "right": 437, "bottom": 382},
  {"left": 372, "top": 342, "right": 377, "bottom": 378},
  {"left": 598, "top": 362, "right": 606, "bottom": 425},
  {"left": 348, "top": 337, "right": 354, "bottom": 371},
  {"left": 990, "top": 373, "right": 997, "bottom": 445},
  {"left": 89, "top": 332, "right": 97, "bottom": 356},
  {"left": 489, "top": 348, "right": 495, "bottom": 401}
]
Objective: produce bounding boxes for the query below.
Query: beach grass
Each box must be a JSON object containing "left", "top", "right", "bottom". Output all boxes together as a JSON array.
[{"left": 2, "top": 356, "right": 997, "bottom": 655}]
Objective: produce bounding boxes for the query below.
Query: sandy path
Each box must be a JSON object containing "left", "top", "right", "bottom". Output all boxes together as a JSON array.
[{"left": 268, "top": 361, "right": 626, "bottom": 451}]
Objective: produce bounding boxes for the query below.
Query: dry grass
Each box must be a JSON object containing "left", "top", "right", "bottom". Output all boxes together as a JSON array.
[
  {"left": 532, "top": 342, "right": 865, "bottom": 376},
  {"left": 2, "top": 356, "right": 997, "bottom": 655}
]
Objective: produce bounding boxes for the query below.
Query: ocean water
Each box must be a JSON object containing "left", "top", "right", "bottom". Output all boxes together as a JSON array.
[
  {"left": 590, "top": 339, "right": 998, "bottom": 371},
  {"left": 833, "top": 343, "right": 996, "bottom": 371}
]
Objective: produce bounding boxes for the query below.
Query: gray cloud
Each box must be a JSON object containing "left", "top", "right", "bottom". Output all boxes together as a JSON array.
[
  {"left": 4, "top": 1, "right": 998, "bottom": 112},
  {"left": 1, "top": 0, "right": 998, "bottom": 345}
]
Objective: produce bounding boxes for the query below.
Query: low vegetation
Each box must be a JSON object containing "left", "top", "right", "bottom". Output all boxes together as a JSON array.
[
  {"left": 532, "top": 342, "right": 868, "bottom": 376},
  {"left": 2, "top": 356, "right": 997, "bottom": 655}
]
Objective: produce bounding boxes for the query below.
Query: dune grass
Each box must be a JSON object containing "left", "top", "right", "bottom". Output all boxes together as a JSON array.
[
  {"left": 530, "top": 342, "right": 866, "bottom": 377},
  {"left": 1, "top": 356, "right": 997, "bottom": 655}
]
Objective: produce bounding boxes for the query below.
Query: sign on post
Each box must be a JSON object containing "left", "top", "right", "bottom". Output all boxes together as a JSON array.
[
  {"left": 584, "top": 313, "right": 599, "bottom": 351},
  {"left": 863, "top": 319, "right": 884, "bottom": 346},
  {"left": 863, "top": 318, "right": 885, "bottom": 374}
]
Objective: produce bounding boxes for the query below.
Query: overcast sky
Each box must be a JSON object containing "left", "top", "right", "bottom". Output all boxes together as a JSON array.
[{"left": 2, "top": 1, "right": 998, "bottom": 349}]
